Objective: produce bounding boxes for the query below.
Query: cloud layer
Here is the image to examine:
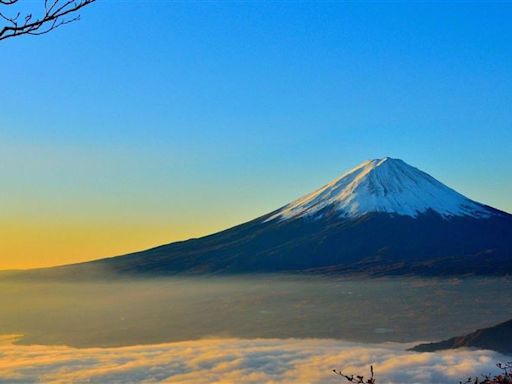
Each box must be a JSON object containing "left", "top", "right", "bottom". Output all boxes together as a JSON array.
[{"left": 0, "top": 335, "right": 508, "bottom": 384}]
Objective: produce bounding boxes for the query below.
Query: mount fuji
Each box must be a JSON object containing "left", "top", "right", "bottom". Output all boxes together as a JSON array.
[
  {"left": 267, "top": 157, "right": 494, "bottom": 221},
  {"left": 10, "top": 157, "right": 512, "bottom": 279}
]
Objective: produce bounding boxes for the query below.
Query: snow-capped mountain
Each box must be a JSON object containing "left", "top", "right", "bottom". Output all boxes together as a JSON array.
[
  {"left": 8, "top": 157, "right": 512, "bottom": 280},
  {"left": 268, "top": 157, "right": 494, "bottom": 221}
]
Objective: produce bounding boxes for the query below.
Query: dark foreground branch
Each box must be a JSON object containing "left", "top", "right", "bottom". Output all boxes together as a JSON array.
[
  {"left": 333, "top": 365, "right": 376, "bottom": 384},
  {"left": 0, "top": 0, "right": 95, "bottom": 41}
]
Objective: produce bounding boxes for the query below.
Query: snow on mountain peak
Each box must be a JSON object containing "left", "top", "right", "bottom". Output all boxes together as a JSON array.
[{"left": 267, "top": 157, "right": 495, "bottom": 221}]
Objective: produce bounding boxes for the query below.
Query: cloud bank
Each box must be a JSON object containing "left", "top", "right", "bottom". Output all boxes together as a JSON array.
[{"left": 0, "top": 335, "right": 508, "bottom": 384}]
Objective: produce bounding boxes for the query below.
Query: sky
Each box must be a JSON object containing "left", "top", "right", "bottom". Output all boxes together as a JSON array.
[{"left": 1, "top": 1, "right": 511, "bottom": 269}]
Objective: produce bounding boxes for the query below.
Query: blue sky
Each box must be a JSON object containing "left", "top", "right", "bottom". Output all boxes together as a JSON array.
[{"left": 1, "top": 1, "right": 511, "bottom": 267}]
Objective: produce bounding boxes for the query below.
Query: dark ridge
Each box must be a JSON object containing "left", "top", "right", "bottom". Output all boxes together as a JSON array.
[{"left": 410, "top": 319, "right": 512, "bottom": 355}]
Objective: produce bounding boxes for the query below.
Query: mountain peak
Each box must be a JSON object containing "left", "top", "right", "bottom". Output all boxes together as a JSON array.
[
  {"left": 267, "top": 158, "right": 496, "bottom": 221},
  {"left": 373, "top": 156, "right": 394, "bottom": 164}
]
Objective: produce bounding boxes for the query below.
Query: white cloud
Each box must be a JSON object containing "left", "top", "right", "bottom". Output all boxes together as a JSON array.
[{"left": 0, "top": 335, "right": 508, "bottom": 384}]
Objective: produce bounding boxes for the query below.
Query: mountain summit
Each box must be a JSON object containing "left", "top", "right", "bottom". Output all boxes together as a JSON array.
[
  {"left": 8, "top": 157, "right": 512, "bottom": 279},
  {"left": 268, "top": 157, "right": 494, "bottom": 221}
]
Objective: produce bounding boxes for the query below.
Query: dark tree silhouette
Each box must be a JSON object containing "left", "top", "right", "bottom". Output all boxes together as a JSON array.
[
  {"left": 460, "top": 362, "right": 512, "bottom": 384},
  {"left": 0, "top": 0, "right": 95, "bottom": 41},
  {"left": 333, "top": 365, "right": 376, "bottom": 384}
]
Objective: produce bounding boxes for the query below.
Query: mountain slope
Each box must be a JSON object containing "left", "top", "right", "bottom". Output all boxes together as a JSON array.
[
  {"left": 6, "top": 157, "right": 512, "bottom": 279},
  {"left": 411, "top": 319, "right": 512, "bottom": 355}
]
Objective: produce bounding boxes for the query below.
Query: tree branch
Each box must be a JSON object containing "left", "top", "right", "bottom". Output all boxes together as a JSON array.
[{"left": 0, "top": 0, "right": 95, "bottom": 41}]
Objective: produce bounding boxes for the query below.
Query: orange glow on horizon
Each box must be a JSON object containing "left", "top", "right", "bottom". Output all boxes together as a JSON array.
[{"left": 0, "top": 220, "right": 223, "bottom": 270}]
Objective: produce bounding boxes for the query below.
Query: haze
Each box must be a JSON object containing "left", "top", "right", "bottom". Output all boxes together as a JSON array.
[{"left": 2, "top": 276, "right": 511, "bottom": 347}]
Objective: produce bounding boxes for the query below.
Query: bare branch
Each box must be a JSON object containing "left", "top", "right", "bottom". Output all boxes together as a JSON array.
[
  {"left": 0, "top": 0, "right": 95, "bottom": 41},
  {"left": 333, "top": 365, "right": 376, "bottom": 384}
]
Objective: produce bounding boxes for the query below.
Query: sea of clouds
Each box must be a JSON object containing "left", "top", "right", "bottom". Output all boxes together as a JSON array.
[{"left": 0, "top": 335, "right": 508, "bottom": 384}]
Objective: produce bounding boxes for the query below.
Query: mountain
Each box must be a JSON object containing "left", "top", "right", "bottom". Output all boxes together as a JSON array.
[
  {"left": 267, "top": 157, "right": 493, "bottom": 220},
  {"left": 411, "top": 319, "right": 512, "bottom": 355},
  {"left": 6, "top": 157, "right": 512, "bottom": 279}
]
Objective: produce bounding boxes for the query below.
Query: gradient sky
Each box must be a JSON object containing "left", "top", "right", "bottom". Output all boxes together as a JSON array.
[{"left": 1, "top": 1, "right": 511, "bottom": 269}]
